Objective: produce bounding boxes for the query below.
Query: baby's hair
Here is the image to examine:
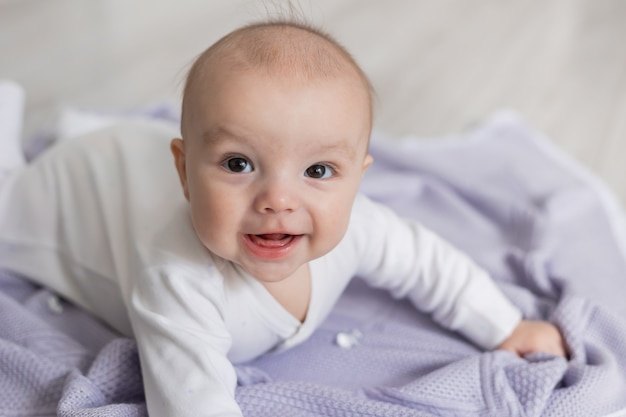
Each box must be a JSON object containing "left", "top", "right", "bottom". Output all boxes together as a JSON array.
[{"left": 180, "top": 19, "right": 374, "bottom": 138}]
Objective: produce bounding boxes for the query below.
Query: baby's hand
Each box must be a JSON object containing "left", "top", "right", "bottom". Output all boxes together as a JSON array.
[{"left": 497, "top": 320, "right": 567, "bottom": 358}]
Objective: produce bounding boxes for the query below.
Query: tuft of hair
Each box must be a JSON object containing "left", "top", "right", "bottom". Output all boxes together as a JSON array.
[{"left": 180, "top": 19, "right": 374, "bottom": 137}]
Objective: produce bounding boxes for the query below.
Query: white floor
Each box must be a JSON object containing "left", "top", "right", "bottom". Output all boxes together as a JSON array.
[{"left": 2, "top": 0, "right": 626, "bottom": 206}]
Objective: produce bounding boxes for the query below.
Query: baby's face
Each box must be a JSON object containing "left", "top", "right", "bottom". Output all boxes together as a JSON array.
[{"left": 172, "top": 69, "right": 372, "bottom": 283}]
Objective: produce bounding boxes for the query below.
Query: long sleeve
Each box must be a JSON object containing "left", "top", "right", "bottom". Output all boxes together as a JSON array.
[
  {"left": 350, "top": 194, "right": 522, "bottom": 349},
  {"left": 128, "top": 264, "right": 243, "bottom": 417}
]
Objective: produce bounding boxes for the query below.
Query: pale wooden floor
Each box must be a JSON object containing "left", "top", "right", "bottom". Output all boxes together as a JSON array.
[{"left": 1, "top": 0, "right": 626, "bottom": 206}]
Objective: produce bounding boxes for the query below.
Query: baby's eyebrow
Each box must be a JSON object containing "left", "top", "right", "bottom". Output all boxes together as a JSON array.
[
  {"left": 202, "top": 126, "right": 243, "bottom": 143},
  {"left": 202, "top": 126, "right": 359, "bottom": 160},
  {"left": 311, "top": 141, "right": 356, "bottom": 160}
]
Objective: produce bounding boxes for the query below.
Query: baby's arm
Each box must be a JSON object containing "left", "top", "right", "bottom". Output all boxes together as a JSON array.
[
  {"left": 129, "top": 266, "right": 243, "bottom": 417},
  {"left": 497, "top": 320, "right": 567, "bottom": 357},
  {"left": 351, "top": 195, "right": 566, "bottom": 355}
]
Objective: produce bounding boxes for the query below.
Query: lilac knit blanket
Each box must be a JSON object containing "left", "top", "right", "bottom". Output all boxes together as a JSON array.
[{"left": 2, "top": 111, "right": 626, "bottom": 416}]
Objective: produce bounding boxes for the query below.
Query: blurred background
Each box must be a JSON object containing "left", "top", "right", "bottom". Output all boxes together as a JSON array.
[{"left": 1, "top": 0, "right": 625, "bottom": 205}]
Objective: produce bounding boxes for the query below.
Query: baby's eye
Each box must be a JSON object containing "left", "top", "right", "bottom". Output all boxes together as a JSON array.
[
  {"left": 224, "top": 157, "right": 253, "bottom": 173},
  {"left": 305, "top": 164, "right": 333, "bottom": 179}
]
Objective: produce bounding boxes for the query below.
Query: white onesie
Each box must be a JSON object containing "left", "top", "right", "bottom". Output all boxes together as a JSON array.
[{"left": 0, "top": 121, "right": 522, "bottom": 417}]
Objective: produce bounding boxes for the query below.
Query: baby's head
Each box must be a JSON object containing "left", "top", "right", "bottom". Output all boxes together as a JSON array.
[
  {"left": 171, "top": 20, "right": 374, "bottom": 283},
  {"left": 179, "top": 20, "right": 374, "bottom": 140}
]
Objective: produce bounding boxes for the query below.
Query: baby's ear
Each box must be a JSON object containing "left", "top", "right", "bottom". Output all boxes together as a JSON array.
[
  {"left": 170, "top": 138, "right": 190, "bottom": 201},
  {"left": 362, "top": 154, "right": 374, "bottom": 173}
]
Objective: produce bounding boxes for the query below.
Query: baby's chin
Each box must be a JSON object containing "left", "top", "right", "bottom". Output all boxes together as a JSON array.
[{"left": 239, "top": 262, "right": 305, "bottom": 284}]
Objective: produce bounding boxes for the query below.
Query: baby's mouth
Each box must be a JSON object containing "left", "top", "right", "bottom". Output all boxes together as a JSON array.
[
  {"left": 248, "top": 234, "right": 295, "bottom": 248},
  {"left": 242, "top": 233, "right": 303, "bottom": 260},
  {"left": 243, "top": 233, "right": 304, "bottom": 261}
]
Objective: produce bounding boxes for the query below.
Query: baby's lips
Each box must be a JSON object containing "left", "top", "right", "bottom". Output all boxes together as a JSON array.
[{"left": 248, "top": 234, "right": 294, "bottom": 248}]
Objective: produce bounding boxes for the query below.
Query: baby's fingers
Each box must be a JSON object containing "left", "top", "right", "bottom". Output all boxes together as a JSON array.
[{"left": 497, "top": 320, "right": 568, "bottom": 358}]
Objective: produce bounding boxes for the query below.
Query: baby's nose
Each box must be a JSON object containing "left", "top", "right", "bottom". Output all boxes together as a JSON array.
[{"left": 253, "top": 179, "right": 300, "bottom": 214}]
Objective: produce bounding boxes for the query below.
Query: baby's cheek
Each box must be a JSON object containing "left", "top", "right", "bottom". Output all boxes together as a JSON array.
[{"left": 324, "top": 206, "right": 352, "bottom": 244}]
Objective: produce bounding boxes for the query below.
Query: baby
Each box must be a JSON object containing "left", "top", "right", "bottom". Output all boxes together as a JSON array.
[{"left": 0, "top": 21, "right": 566, "bottom": 416}]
